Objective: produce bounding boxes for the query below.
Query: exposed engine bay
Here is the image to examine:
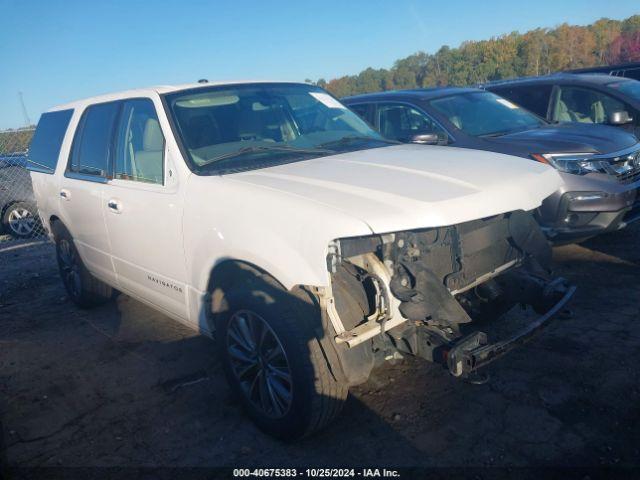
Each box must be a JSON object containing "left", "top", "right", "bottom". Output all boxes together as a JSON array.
[{"left": 325, "top": 210, "right": 575, "bottom": 383}]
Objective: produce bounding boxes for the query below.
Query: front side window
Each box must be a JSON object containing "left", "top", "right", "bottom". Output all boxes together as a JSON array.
[
  {"left": 164, "top": 83, "right": 391, "bottom": 175},
  {"left": 429, "top": 91, "right": 545, "bottom": 137},
  {"left": 28, "top": 109, "right": 74, "bottom": 174},
  {"left": 114, "top": 99, "right": 164, "bottom": 184},
  {"left": 69, "top": 102, "right": 119, "bottom": 177},
  {"left": 553, "top": 86, "right": 626, "bottom": 124},
  {"left": 377, "top": 103, "right": 445, "bottom": 141}
]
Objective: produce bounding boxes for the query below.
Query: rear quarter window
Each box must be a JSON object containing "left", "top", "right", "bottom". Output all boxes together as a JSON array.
[{"left": 27, "top": 109, "right": 74, "bottom": 174}]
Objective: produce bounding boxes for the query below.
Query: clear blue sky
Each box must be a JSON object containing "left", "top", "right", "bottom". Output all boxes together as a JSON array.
[{"left": 1, "top": 0, "right": 639, "bottom": 130}]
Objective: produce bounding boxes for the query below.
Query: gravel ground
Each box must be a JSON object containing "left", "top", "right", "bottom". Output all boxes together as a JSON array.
[{"left": 0, "top": 225, "right": 639, "bottom": 472}]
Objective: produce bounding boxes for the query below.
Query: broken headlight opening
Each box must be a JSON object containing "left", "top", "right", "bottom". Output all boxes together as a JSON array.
[{"left": 326, "top": 210, "right": 575, "bottom": 383}]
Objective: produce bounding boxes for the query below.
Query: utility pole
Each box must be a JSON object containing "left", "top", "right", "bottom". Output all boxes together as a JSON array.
[{"left": 18, "top": 91, "right": 31, "bottom": 126}]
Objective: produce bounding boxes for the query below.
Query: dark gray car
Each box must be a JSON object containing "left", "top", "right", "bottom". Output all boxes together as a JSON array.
[
  {"left": 567, "top": 62, "right": 640, "bottom": 81},
  {"left": 482, "top": 73, "right": 640, "bottom": 138},
  {"left": 342, "top": 87, "right": 640, "bottom": 243}
]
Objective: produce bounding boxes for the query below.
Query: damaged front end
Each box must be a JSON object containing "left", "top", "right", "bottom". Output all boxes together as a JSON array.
[{"left": 325, "top": 210, "right": 575, "bottom": 382}]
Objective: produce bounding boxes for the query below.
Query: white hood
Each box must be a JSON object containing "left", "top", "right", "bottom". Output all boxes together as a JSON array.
[{"left": 227, "top": 144, "right": 562, "bottom": 234}]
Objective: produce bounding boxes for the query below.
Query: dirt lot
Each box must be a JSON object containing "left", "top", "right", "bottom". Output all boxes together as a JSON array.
[{"left": 0, "top": 225, "right": 639, "bottom": 471}]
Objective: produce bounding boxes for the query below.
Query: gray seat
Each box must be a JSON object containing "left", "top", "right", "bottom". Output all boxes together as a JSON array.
[
  {"left": 591, "top": 101, "right": 605, "bottom": 123},
  {"left": 555, "top": 99, "right": 574, "bottom": 122},
  {"left": 133, "top": 118, "right": 164, "bottom": 184}
]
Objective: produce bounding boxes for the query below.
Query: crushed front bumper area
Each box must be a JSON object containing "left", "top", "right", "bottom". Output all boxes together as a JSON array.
[
  {"left": 444, "top": 282, "right": 576, "bottom": 378},
  {"left": 328, "top": 210, "right": 577, "bottom": 385}
]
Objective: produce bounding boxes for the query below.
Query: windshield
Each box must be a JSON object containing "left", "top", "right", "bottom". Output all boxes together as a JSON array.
[
  {"left": 164, "top": 83, "right": 392, "bottom": 174},
  {"left": 428, "top": 91, "right": 545, "bottom": 137},
  {"left": 608, "top": 80, "right": 640, "bottom": 102}
]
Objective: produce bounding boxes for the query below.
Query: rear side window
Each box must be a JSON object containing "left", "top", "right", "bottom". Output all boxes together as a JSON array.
[
  {"left": 491, "top": 85, "right": 552, "bottom": 118},
  {"left": 27, "top": 109, "right": 74, "bottom": 174},
  {"left": 68, "top": 102, "right": 119, "bottom": 177}
]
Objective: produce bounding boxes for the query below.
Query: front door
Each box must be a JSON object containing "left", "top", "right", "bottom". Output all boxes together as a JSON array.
[{"left": 102, "top": 98, "right": 188, "bottom": 319}]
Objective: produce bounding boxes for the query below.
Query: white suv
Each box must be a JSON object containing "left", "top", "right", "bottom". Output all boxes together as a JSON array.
[{"left": 27, "top": 81, "right": 574, "bottom": 439}]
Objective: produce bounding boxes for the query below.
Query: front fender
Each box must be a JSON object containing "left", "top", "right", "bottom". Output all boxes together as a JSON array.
[{"left": 183, "top": 174, "right": 372, "bottom": 294}]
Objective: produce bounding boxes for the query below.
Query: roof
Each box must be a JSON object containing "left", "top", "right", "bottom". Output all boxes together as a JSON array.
[
  {"left": 567, "top": 62, "right": 640, "bottom": 73},
  {"left": 480, "top": 72, "right": 635, "bottom": 89},
  {"left": 342, "top": 86, "right": 481, "bottom": 102},
  {"left": 47, "top": 80, "right": 298, "bottom": 112}
]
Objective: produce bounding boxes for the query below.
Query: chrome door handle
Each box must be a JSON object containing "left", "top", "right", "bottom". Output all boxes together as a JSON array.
[
  {"left": 60, "top": 189, "right": 71, "bottom": 200},
  {"left": 107, "top": 199, "right": 122, "bottom": 213}
]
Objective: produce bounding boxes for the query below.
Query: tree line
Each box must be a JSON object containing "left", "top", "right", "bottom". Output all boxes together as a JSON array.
[{"left": 313, "top": 15, "right": 640, "bottom": 98}]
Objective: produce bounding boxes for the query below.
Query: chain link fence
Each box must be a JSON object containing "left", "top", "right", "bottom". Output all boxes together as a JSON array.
[{"left": 0, "top": 127, "right": 48, "bottom": 245}]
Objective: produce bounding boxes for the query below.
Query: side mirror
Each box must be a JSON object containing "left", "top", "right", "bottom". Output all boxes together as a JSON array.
[
  {"left": 410, "top": 132, "right": 448, "bottom": 145},
  {"left": 608, "top": 111, "right": 633, "bottom": 125}
]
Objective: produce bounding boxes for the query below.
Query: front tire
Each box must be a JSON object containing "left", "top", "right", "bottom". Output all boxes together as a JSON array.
[
  {"left": 214, "top": 273, "right": 348, "bottom": 440},
  {"left": 52, "top": 222, "right": 113, "bottom": 308}
]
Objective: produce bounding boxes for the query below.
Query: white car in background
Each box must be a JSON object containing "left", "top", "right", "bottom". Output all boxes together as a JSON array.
[{"left": 27, "top": 81, "right": 574, "bottom": 439}]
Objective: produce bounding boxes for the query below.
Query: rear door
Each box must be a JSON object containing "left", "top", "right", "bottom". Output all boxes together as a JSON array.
[
  {"left": 58, "top": 102, "right": 118, "bottom": 285},
  {"left": 102, "top": 97, "right": 188, "bottom": 319}
]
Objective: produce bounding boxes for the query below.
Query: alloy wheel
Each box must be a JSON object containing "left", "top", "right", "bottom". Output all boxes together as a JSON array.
[
  {"left": 226, "top": 310, "right": 293, "bottom": 418},
  {"left": 8, "top": 207, "right": 35, "bottom": 236}
]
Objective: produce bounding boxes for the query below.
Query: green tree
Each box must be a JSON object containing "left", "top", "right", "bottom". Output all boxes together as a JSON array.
[
  {"left": 320, "top": 14, "right": 640, "bottom": 98},
  {"left": 590, "top": 18, "right": 622, "bottom": 64},
  {"left": 621, "top": 15, "right": 640, "bottom": 34}
]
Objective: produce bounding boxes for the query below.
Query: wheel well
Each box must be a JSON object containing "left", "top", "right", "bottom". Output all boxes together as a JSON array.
[
  {"left": 206, "top": 258, "right": 374, "bottom": 387},
  {"left": 207, "top": 259, "right": 286, "bottom": 316},
  {"left": 48, "top": 215, "right": 63, "bottom": 237}
]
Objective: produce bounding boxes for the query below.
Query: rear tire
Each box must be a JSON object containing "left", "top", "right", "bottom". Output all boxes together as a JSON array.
[
  {"left": 52, "top": 222, "right": 113, "bottom": 308},
  {"left": 213, "top": 271, "right": 348, "bottom": 440},
  {"left": 2, "top": 202, "right": 40, "bottom": 238}
]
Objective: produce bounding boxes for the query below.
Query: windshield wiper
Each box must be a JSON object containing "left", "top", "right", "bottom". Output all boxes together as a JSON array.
[
  {"left": 318, "top": 135, "right": 399, "bottom": 148},
  {"left": 480, "top": 131, "right": 510, "bottom": 138},
  {"left": 202, "top": 145, "right": 333, "bottom": 167},
  {"left": 480, "top": 128, "right": 529, "bottom": 138}
]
